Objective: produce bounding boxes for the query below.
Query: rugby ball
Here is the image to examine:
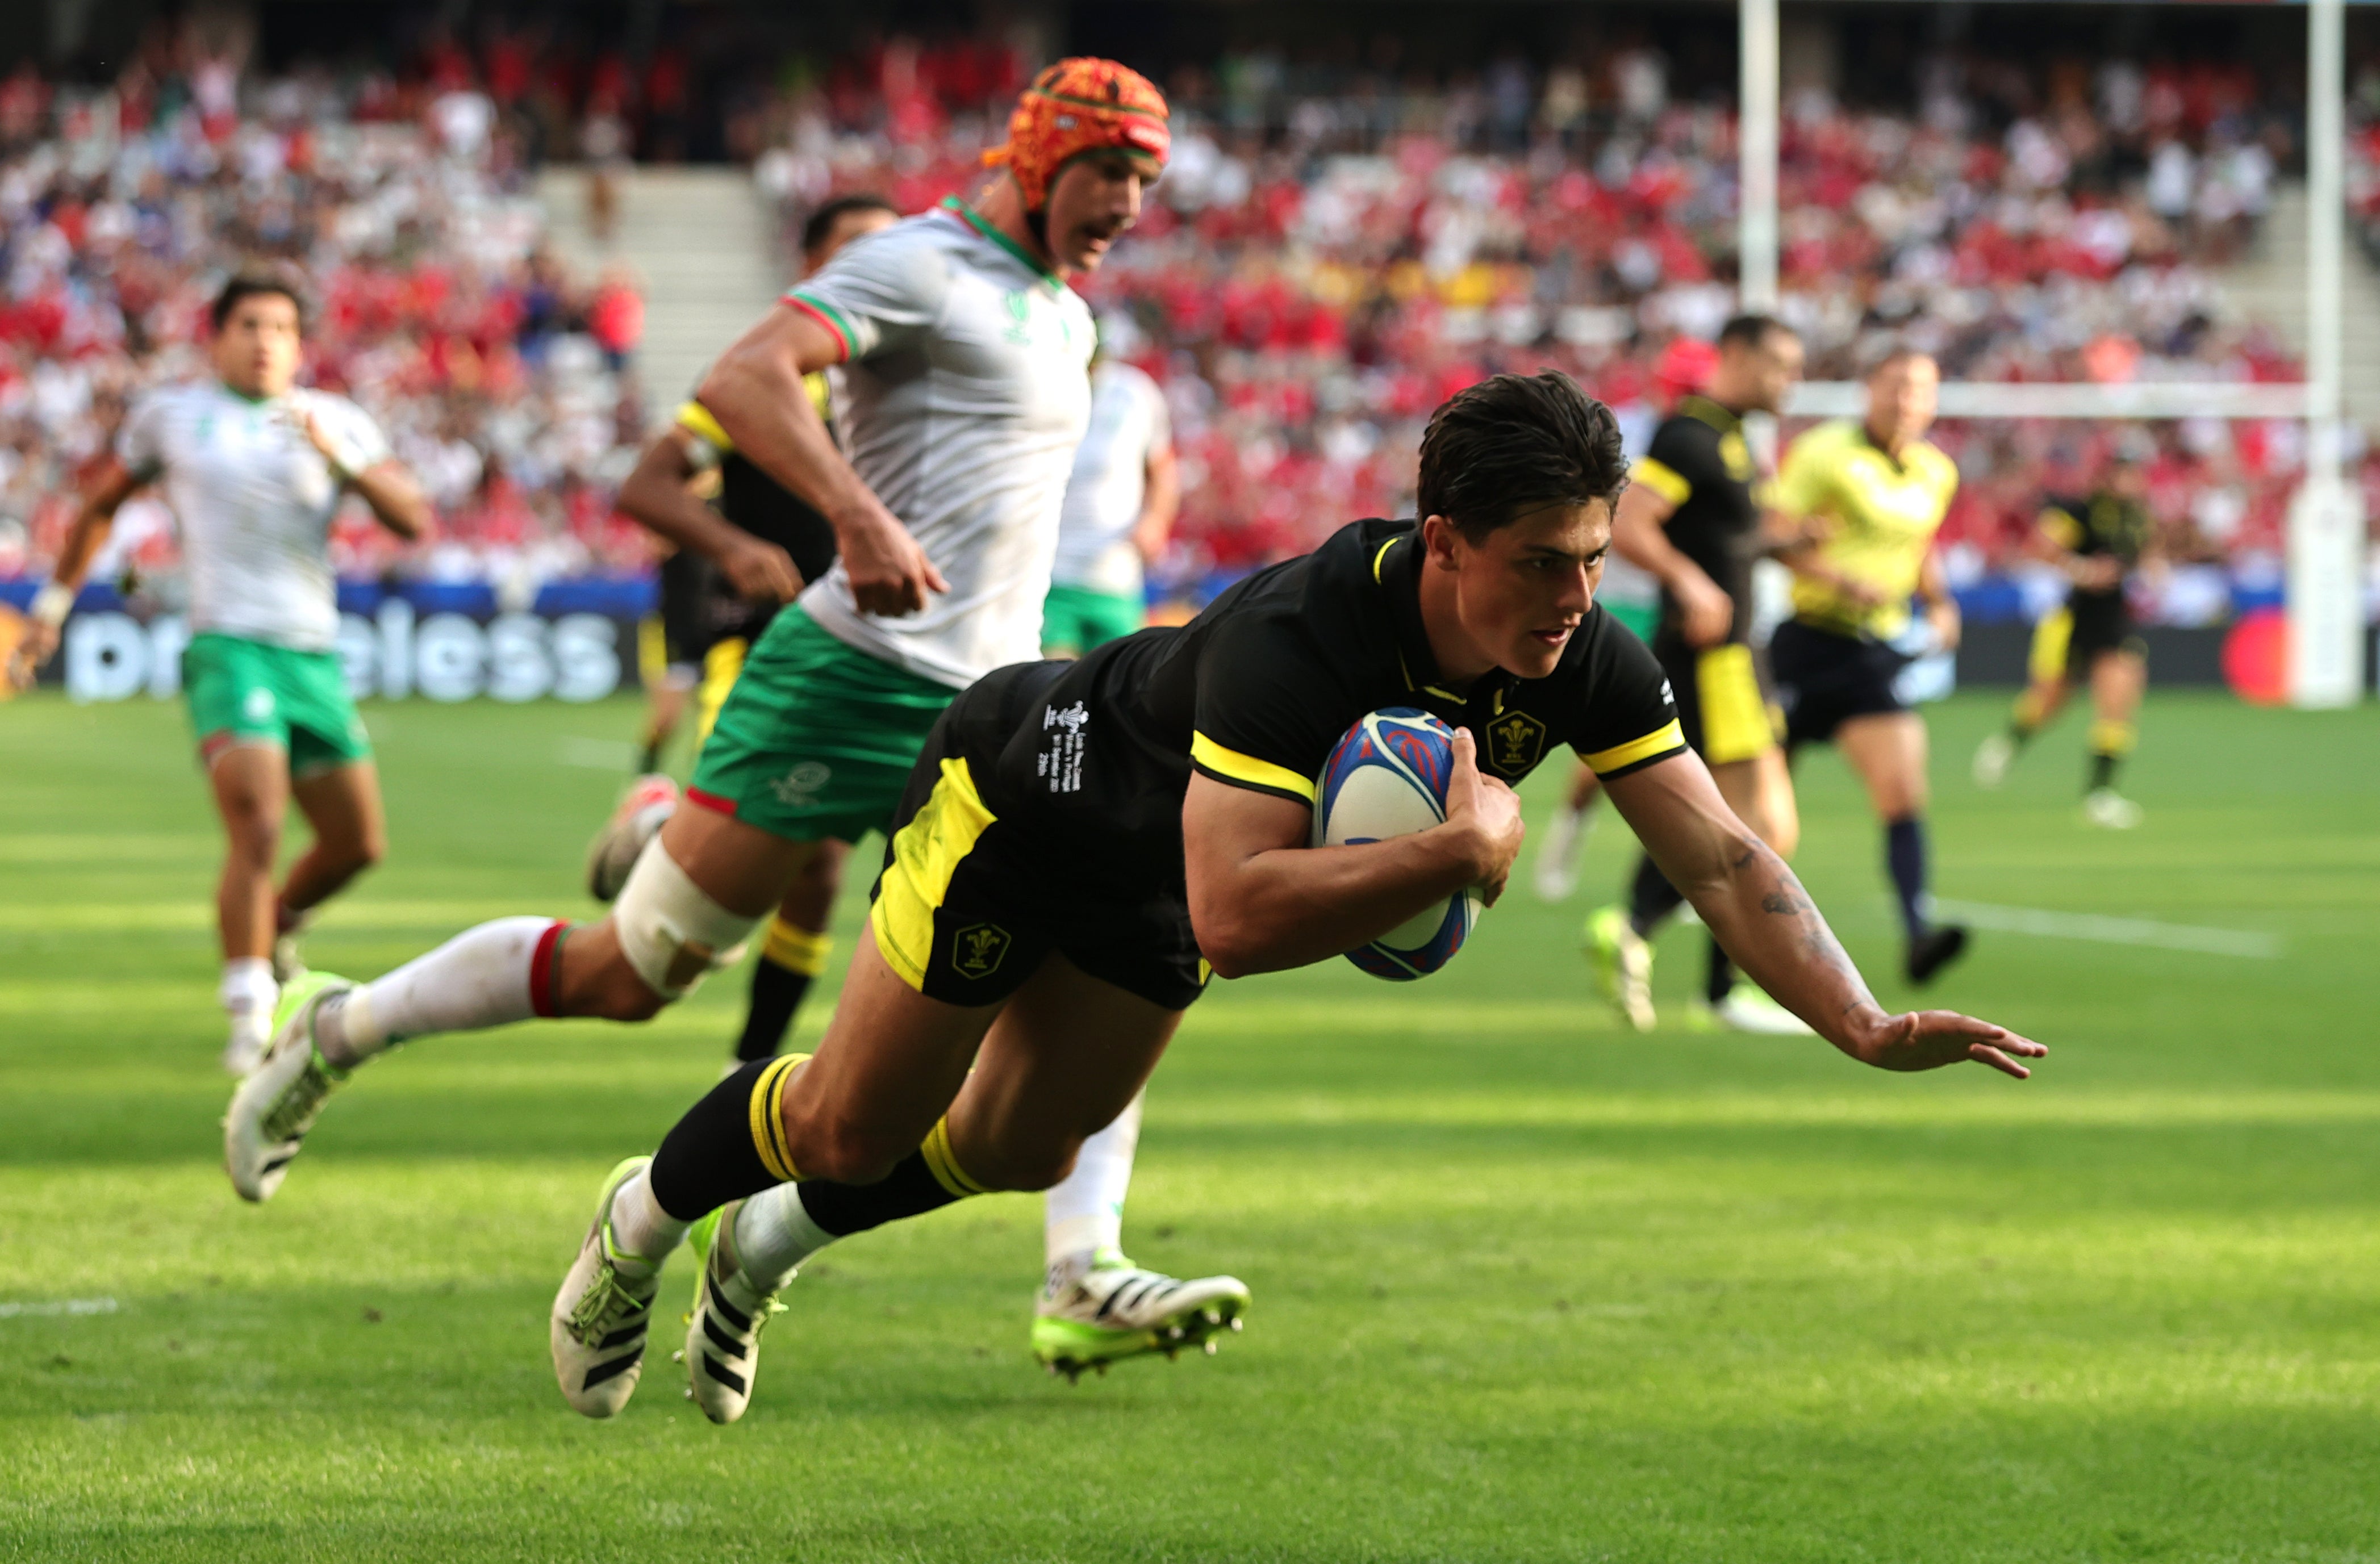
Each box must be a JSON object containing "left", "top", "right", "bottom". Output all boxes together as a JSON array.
[{"left": 1313, "top": 708, "right": 1483, "bottom": 980}]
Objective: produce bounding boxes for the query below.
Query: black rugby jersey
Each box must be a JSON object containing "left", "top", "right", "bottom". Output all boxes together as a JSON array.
[
  {"left": 961, "top": 518, "right": 1686, "bottom": 893},
  {"left": 1629, "top": 395, "right": 1764, "bottom": 647},
  {"left": 677, "top": 396, "right": 841, "bottom": 643},
  {"left": 2039, "top": 490, "right": 2151, "bottom": 608}
]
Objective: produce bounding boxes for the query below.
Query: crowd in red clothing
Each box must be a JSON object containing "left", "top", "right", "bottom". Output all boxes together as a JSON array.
[
  {"left": 0, "top": 27, "right": 651, "bottom": 596},
  {"left": 754, "top": 37, "right": 2366, "bottom": 611},
  {"left": 6, "top": 23, "right": 2375, "bottom": 623}
]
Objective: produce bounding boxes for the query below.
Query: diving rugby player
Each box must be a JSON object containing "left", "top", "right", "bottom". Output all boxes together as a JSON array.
[{"left": 551, "top": 371, "right": 2043, "bottom": 1423}]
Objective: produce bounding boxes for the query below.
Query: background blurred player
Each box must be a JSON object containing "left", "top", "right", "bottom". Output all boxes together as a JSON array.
[
  {"left": 19, "top": 274, "right": 431, "bottom": 1073},
  {"left": 595, "top": 193, "right": 899, "bottom": 1065},
  {"left": 1769, "top": 349, "right": 1970, "bottom": 986},
  {"left": 1041, "top": 346, "right": 1176, "bottom": 658},
  {"left": 1581, "top": 313, "right": 1811, "bottom": 1034},
  {"left": 1972, "top": 434, "right": 2160, "bottom": 829},
  {"left": 222, "top": 60, "right": 1247, "bottom": 1389}
]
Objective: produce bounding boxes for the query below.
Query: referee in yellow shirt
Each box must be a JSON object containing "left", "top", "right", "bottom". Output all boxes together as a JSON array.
[{"left": 1772, "top": 348, "right": 1969, "bottom": 985}]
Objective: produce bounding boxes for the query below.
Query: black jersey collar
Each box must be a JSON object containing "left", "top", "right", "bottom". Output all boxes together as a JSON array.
[{"left": 1374, "top": 526, "right": 1477, "bottom": 706}]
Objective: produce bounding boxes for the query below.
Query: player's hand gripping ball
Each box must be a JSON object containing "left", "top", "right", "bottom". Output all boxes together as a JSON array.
[{"left": 1313, "top": 708, "right": 1483, "bottom": 980}]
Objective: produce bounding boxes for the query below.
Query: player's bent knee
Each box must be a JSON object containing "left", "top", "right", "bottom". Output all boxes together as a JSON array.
[{"left": 611, "top": 838, "right": 760, "bottom": 1003}]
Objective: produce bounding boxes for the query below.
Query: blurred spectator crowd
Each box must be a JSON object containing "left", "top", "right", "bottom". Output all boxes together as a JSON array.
[
  {"left": 7, "top": 22, "right": 2380, "bottom": 628},
  {"left": 0, "top": 23, "right": 651, "bottom": 610},
  {"left": 757, "top": 37, "right": 2372, "bottom": 620}
]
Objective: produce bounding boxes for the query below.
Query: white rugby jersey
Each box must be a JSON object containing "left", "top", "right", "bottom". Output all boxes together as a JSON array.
[
  {"left": 118, "top": 381, "right": 390, "bottom": 652},
  {"left": 784, "top": 199, "right": 1096, "bottom": 688},
  {"left": 1051, "top": 360, "right": 1171, "bottom": 598}
]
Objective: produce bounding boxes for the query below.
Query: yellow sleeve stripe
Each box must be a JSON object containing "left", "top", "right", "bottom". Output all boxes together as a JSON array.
[
  {"left": 1190, "top": 731, "right": 1317, "bottom": 804},
  {"left": 1632, "top": 457, "right": 1692, "bottom": 506},
  {"left": 675, "top": 400, "right": 733, "bottom": 453},
  {"left": 1371, "top": 537, "right": 1399, "bottom": 582},
  {"left": 1583, "top": 720, "right": 1688, "bottom": 776}
]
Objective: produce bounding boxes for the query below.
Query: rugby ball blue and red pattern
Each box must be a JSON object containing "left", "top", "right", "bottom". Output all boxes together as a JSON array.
[{"left": 1313, "top": 708, "right": 1483, "bottom": 980}]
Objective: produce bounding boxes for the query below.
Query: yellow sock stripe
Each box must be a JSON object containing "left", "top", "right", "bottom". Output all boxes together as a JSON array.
[
  {"left": 746, "top": 1053, "right": 809, "bottom": 1182},
  {"left": 762, "top": 917, "right": 833, "bottom": 977},
  {"left": 918, "top": 1116, "right": 989, "bottom": 1198},
  {"left": 2088, "top": 720, "right": 2137, "bottom": 757}
]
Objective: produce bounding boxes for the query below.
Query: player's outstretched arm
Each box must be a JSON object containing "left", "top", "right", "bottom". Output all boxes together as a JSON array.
[
  {"left": 1184, "top": 729, "right": 1524, "bottom": 978},
  {"left": 1602, "top": 753, "right": 2043, "bottom": 1078},
  {"left": 18, "top": 457, "right": 143, "bottom": 674},
  {"left": 615, "top": 428, "right": 801, "bottom": 603},
  {"left": 698, "top": 306, "right": 945, "bottom": 616}
]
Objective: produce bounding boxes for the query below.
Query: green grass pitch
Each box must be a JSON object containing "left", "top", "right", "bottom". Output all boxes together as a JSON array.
[{"left": 3, "top": 686, "right": 2377, "bottom": 1562}]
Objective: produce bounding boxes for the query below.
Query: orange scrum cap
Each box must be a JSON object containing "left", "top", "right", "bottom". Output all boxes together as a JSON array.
[{"left": 983, "top": 57, "right": 1170, "bottom": 211}]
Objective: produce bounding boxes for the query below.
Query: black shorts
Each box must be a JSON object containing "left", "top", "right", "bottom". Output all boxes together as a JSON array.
[
  {"left": 658, "top": 550, "right": 713, "bottom": 670},
  {"left": 866, "top": 662, "right": 1210, "bottom": 1013},
  {"left": 1654, "top": 634, "right": 1781, "bottom": 766},
  {"left": 1770, "top": 620, "right": 1911, "bottom": 747},
  {"left": 2031, "top": 595, "right": 2145, "bottom": 683}
]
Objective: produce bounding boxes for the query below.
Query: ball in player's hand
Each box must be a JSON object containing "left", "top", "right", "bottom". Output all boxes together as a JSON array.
[{"left": 1313, "top": 708, "right": 1482, "bottom": 980}]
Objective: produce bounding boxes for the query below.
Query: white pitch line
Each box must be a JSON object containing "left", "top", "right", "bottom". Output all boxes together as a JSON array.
[
  {"left": 0, "top": 1297, "right": 119, "bottom": 1320},
  {"left": 1930, "top": 899, "right": 2283, "bottom": 960}
]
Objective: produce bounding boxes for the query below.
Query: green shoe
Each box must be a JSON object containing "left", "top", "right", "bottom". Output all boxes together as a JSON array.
[
  {"left": 222, "top": 970, "right": 352, "bottom": 1203},
  {"left": 1032, "top": 1249, "right": 1250, "bottom": 1383},
  {"left": 550, "top": 1156, "right": 664, "bottom": 1419},
  {"left": 679, "top": 1200, "right": 790, "bottom": 1424},
  {"left": 1583, "top": 906, "right": 1655, "bottom": 1031}
]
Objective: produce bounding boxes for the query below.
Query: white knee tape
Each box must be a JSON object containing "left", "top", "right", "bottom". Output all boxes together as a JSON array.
[{"left": 613, "top": 840, "right": 759, "bottom": 1000}]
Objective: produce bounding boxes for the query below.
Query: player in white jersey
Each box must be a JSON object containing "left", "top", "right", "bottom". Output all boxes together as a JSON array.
[
  {"left": 1041, "top": 353, "right": 1176, "bottom": 656},
  {"left": 22, "top": 275, "right": 431, "bottom": 1073},
  {"left": 223, "top": 60, "right": 1248, "bottom": 1403}
]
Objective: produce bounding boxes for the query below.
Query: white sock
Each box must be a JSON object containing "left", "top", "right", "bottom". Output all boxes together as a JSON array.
[
  {"left": 731, "top": 1184, "right": 840, "bottom": 1286},
  {"left": 1046, "top": 1092, "right": 1143, "bottom": 1266},
  {"left": 220, "top": 957, "right": 278, "bottom": 1026},
  {"left": 606, "top": 1166, "right": 689, "bottom": 1267},
  {"left": 317, "top": 915, "right": 560, "bottom": 1068}
]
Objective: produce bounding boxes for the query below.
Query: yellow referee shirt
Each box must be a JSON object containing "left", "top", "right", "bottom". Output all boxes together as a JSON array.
[{"left": 1773, "top": 419, "right": 1959, "bottom": 638}]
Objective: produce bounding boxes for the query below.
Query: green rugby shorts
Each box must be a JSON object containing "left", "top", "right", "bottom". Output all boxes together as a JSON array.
[
  {"left": 1039, "top": 582, "right": 1145, "bottom": 656},
  {"left": 687, "top": 604, "right": 957, "bottom": 844},
  {"left": 182, "top": 632, "right": 371, "bottom": 774}
]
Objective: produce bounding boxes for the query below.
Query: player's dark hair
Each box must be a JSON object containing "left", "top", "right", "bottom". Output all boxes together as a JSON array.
[
  {"left": 1717, "top": 313, "right": 1793, "bottom": 353},
  {"left": 801, "top": 193, "right": 899, "bottom": 256},
  {"left": 210, "top": 272, "right": 307, "bottom": 334},
  {"left": 1417, "top": 371, "right": 1628, "bottom": 540}
]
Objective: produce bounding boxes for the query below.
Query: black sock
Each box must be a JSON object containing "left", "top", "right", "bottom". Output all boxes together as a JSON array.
[
  {"left": 1626, "top": 852, "right": 1685, "bottom": 939},
  {"left": 797, "top": 1152, "right": 966, "bottom": 1237},
  {"left": 636, "top": 740, "right": 662, "bottom": 775},
  {"left": 1884, "top": 815, "right": 1928, "bottom": 940},
  {"left": 648, "top": 1059, "right": 782, "bottom": 1220},
  {"left": 1705, "top": 935, "right": 1736, "bottom": 1005},
  {"left": 733, "top": 957, "right": 812, "bottom": 1063},
  {"left": 2088, "top": 750, "right": 2120, "bottom": 792}
]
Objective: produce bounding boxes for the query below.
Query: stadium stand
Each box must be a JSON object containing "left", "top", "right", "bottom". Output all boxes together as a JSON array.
[{"left": 4, "top": 23, "right": 2375, "bottom": 634}]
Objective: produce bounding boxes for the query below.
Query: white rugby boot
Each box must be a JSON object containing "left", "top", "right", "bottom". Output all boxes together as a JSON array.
[
  {"left": 2083, "top": 788, "right": 2143, "bottom": 830},
  {"left": 1584, "top": 905, "right": 1656, "bottom": 1031},
  {"left": 1707, "top": 984, "right": 1818, "bottom": 1036},
  {"left": 1972, "top": 732, "right": 2015, "bottom": 788},
  {"left": 679, "top": 1201, "right": 791, "bottom": 1424},
  {"left": 1031, "top": 1249, "right": 1250, "bottom": 1383},
  {"left": 550, "top": 1157, "right": 666, "bottom": 1419},
  {"left": 223, "top": 971, "right": 352, "bottom": 1202}
]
